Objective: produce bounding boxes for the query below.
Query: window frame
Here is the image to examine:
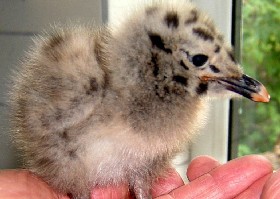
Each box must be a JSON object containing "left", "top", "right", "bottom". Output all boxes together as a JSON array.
[
  {"left": 228, "top": 0, "right": 242, "bottom": 160},
  {"left": 190, "top": 0, "right": 234, "bottom": 164}
]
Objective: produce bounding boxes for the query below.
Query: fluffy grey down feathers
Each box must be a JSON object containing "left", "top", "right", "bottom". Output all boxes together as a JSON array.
[{"left": 9, "top": 1, "right": 256, "bottom": 199}]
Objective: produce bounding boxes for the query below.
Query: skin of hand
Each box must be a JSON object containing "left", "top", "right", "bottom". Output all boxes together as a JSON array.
[{"left": 0, "top": 155, "right": 279, "bottom": 199}]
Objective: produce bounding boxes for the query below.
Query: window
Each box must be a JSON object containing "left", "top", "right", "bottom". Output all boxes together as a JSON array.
[{"left": 230, "top": 0, "right": 280, "bottom": 169}]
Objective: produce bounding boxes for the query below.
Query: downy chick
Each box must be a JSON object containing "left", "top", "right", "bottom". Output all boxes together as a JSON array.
[{"left": 9, "top": 1, "right": 270, "bottom": 199}]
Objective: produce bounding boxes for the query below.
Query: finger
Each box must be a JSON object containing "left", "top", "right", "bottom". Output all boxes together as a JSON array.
[
  {"left": 261, "top": 169, "right": 280, "bottom": 199},
  {"left": 91, "top": 184, "right": 131, "bottom": 199},
  {"left": 187, "top": 155, "right": 221, "bottom": 181},
  {"left": 235, "top": 173, "right": 271, "bottom": 199},
  {"left": 0, "top": 170, "right": 68, "bottom": 199},
  {"left": 152, "top": 168, "right": 184, "bottom": 198},
  {"left": 157, "top": 155, "right": 272, "bottom": 199},
  {"left": 206, "top": 155, "right": 272, "bottom": 199}
]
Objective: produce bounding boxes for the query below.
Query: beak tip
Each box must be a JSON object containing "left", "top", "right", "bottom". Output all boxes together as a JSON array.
[{"left": 251, "top": 85, "right": 270, "bottom": 103}]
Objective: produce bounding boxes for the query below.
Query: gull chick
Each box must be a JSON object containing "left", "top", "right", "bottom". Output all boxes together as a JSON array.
[{"left": 9, "top": 1, "right": 270, "bottom": 199}]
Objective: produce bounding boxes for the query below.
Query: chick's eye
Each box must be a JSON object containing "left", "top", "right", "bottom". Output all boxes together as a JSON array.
[{"left": 192, "top": 54, "right": 208, "bottom": 67}]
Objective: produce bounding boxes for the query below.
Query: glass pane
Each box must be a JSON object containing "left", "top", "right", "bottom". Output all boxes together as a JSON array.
[{"left": 234, "top": 0, "right": 280, "bottom": 169}]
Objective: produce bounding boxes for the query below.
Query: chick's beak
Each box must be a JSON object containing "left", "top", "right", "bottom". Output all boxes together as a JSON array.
[
  {"left": 201, "top": 74, "right": 270, "bottom": 102},
  {"left": 218, "top": 74, "right": 270, "bottom": 102}
]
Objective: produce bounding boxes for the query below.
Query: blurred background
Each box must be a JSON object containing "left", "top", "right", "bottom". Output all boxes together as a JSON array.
[{"left": 230, "top": 0, "right": 280, "bottom": 169}]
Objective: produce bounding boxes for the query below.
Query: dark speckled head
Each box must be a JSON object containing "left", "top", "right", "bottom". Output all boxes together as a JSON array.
[{"left": 113, "top": 1, "right": 269, "bottom": 103}]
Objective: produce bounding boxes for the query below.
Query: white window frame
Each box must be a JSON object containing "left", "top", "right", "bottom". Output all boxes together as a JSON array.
[{"left": 190, "top": 0, "right": 232, "bottom": 164}]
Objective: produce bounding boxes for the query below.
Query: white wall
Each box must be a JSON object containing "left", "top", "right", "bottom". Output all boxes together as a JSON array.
[{"left": 0, "top": 0, "right": 103, "bottom": 169}]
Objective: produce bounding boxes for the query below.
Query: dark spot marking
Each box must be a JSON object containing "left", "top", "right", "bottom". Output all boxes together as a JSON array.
[
  {"left": 210, "top": 65, "right": 220, "bottom": 73},
  {"left": 148, "top": 33, "right": 172, "bottom": 54},
  {"left": 55, "top": 109, "right": 62, "bottom": 120},
  {"left": 48, "top": 34, "right": 64, "bottom": 48},
  {"left": 180, "top": 60, "right": 189, "bottom": 70},
  {"left": 89, "top": 78, "right": 98, "bottom": 90},
  {"left": 214, "top": 45, "right": 221, "bottom": 53},
  {"left": 164, "top": 11, "right": 179, "bottom": 29},
  {"left": 48, "top": 76, "right": 62, "bottom": 86},
  {"left": 164, "top": 86, "right": 170, "bottom": 94},
  {"left": 36, "top": 157, "right": 54, "bottom": 167},
  {"left": 154, "top": 85, "right": 170, "bottom": 100},
  {"left": 196, "top": 83, "right": 208, "bottom": 95},
  {"left": 193, "top": 27, "right": 214, "bottom": 41},
  {"left": 43, "top": 35, "right": 64, "bottom": 62},
  {"left": 185, "top": 9, "right": 198, "bottom": 24},
  {"left": 59, "top": 130, "right": 69, "bottom": 140},
  {"left": 227, "top": 51, "right": 236, "bottom": 63},
  {"left": 173, "top": 75, "right": 188, "bottom": 86},
  {"left": 41, "top": 115, "right": 50, "bottom": 128},
  {"left": 86, "top": 78, "right": 98, "bottom": 95},
  {"left": 103, "top": 71, "right": 110, "bottom": 89},
  {"left": 146, "top": 6, "right": 158, "bottom": 15},
  {"left": 151, "top": 53, "right": 159, "bottom": 77},
  {"left": 155, "top": 85, "right": 160, "bottom": 97},
  {"left": 44, "top": 34, "right": 65, "bottom": 61},
  {"left": 68, "top": 149, "right": 77, "bottom": 158},
  {"left": 70, "top": 97, "right": 80, "bottom": 108}
]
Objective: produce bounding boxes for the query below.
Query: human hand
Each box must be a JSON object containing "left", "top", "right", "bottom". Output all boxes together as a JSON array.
[
  {"left": 0, "top": 155, "right": 279, "bottom": 199},
  {"left": 154, "top": 155, "right": 279, "bottom": 199},
  {"left": 0, "top": 169, "right": 68, "bottom": 199}
]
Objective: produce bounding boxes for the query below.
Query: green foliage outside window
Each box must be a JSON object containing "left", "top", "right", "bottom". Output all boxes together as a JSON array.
[{"left": 238, "top": 0, "right": 280, "bottom": 156}]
